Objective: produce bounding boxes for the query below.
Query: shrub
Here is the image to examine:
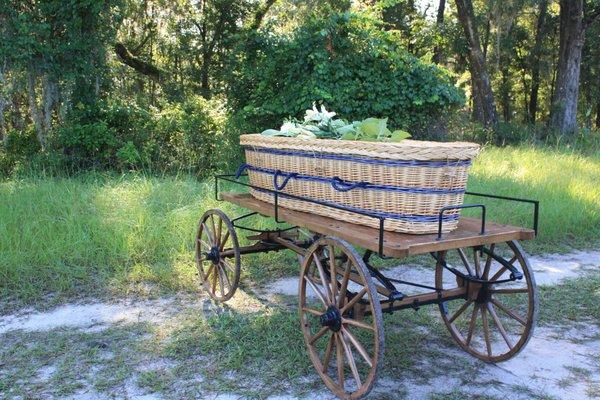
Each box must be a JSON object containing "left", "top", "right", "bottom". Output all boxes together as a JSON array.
[
  {"left": 227, "top": 11, "right": 465, "bottom": 139},
  {"left": 47, "top": 96, "right": 226, "bottom": 175},
  {"left": 54, "top": 100, "right": 151, "bottom": 170},
  {"left": 148, "top": 96, "right": 226, "bottom": 174},
  {"left": 0, "top": 127, "right": 42, "bottom": 176}
]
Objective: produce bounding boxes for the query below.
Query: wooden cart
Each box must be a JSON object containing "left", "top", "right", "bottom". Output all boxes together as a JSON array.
[{"left": 195, "top": 174, "right": 540, "bottom": 399}]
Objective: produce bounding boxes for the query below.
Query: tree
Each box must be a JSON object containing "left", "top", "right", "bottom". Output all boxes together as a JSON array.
[
  {"left": 454, "top": 0, "right": 499, "bottom": 129},
  {"left": 528, "top": 0, "right": 548, "bottom": 123},
  {"left": 549, "top": 0, "right": 585, "bottom": 134},
  {"left": 433, "top": 0, "right": 446, "bottom": 64},
  {"left": 549, "top": 0, "right": 600, "bottom": 134}
]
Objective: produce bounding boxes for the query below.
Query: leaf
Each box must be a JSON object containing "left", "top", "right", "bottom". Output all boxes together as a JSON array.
[
  {"left": 261, "top": 129, "right": 283, "bottom": 136},
  {"left": 389, "top": 130, "right": 412, "bottom": 142},
  {"left": 334, "top": 123, "right": 356, "bottom": 136},
  {"left": 340, "top": 131, "right": 357, "bottom": 140},
  {"left": 357, "top": 117, "right": 388, "bottom": 139}
]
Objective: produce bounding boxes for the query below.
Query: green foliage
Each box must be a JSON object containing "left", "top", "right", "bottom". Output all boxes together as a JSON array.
[
  {"left": 228, "top": 11, "right": 465, "bottom": 138},
  {"left": 261, "top": 104, "right": 412, "bottom": 141},
  {"left": 150, "top": 96, "right": 227, "bottom": 174},
  {"left": 1, "top": 0, "right": 122, "bottom": 105},
  {"left": 0, "top": 96, "right": 225, "bottom": 176},
  {"left": 0, "top": 128, "right": 41, "bottom": 175}
]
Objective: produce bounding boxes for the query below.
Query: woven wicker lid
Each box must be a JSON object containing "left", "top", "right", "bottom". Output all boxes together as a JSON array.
[{"left": 240, "top": 134, "right": 480, "bottom": 161}]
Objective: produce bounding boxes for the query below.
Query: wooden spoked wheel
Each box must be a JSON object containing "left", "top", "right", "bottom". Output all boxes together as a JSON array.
[
  {"left": 299, "top": 237, "right": 384, "bottom": 399},
  {"left": 435, "top": 240, "right": 538, "bottom": 363},
  {"left": 195, "top": 209, "right": 241, "bottom": 302}
]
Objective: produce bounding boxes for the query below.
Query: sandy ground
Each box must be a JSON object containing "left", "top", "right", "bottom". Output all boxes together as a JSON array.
[{"left": 1, "top": 249, "right": 599, "bottom": 399}]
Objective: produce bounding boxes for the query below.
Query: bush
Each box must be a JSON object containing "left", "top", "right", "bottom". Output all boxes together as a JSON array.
[
  {"left": 48, "top": 96, "right": 226, "bottom": 175},
  {"left": 0, "top": 127, "right": 42, "bottom": 175},
  {"left": 227, "top": 11, "right": 465, "bottom": 138},
  {"left": 149, "top": 96, "right": 227, "bottom": 174}
]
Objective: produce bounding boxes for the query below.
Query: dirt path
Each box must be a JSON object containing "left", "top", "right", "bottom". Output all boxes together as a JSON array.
[{"left": 1, "top": 250, "right": 599, "bottom": 399}]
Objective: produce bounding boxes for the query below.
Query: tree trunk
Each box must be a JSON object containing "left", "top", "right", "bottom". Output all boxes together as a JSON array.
[
  {"left": 27, "top": 68, "right": 45, "bottom": 148},
  {"left": 200, "top": 50, "right": 211, "bottom": 98},
  {"left": 11, "top": 89, "right": 25, "bottom": 131},
  {"left": 528, "top": 0, "right": 548, "bottom": 124},
  {"left": 596, "top": 97, "right": 600, "bottom": 129},
  {"left": 500, "top": 65, "right": 511, "bottom": 122},
  {"left": 42, "top": 74, "right": 57, "bottom": 133},
  {"left": 454, "top": 0, "right": 499, "bottom": 129},
  {"left": 432, "top": 0, "right": 446, "bottom": 64},
  {"left": 549, "top": 0, "right": 585, "bottom": 134},
  {"left": 0, "top": 64, "right": 6, "bottom": 144}
]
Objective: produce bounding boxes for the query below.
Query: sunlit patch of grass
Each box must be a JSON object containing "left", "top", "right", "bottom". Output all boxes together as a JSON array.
[
  {"left": 0, "top": 324, "right": 149, "bottom": 398},
  {"left": 467, "top": 145, "right": 600, "bottom": 253},
  {"left": 538, "top": 271, "right": 600, "bottom": 327}
]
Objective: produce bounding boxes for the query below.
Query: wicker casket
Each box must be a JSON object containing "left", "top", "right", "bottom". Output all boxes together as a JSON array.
[{"left": 240, "top": 134, "right": 480, "bottom": 234}]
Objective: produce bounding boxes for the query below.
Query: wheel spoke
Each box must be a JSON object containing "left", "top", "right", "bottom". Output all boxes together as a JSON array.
[
  {"left": 490, "top": 254, "right": 517, "bottom": 282},
  {"left": 342, "top": 318, "right": 374, "bottom": 331},
  {"left": 219, "top": 262, "right": 232, "bottom": 290},
  {"left": 337, "top": 261, "right": 352, "bottom": 308},
  {"left": 201, "top": 223, "right": 216, "bottom": 246},
  {"left": 211, "top": 264, "right": 218, "bottom": 294},
  {"left": 314, "top": 255, "right": 332, "bottom": 304},
  {"left": 487, "top": 303, "right": 513, "bottom": 349},
  {"left": 305, "top": 276, "right": 329, "bottom": 307},
  {"left": 490, "top": 266, "right": 507, "bottom": 282},
  {"left": 473, "top": 248, "right": 481, "bottom": 277},
  {"left": 339, "top": 332, "right": 362, "bottom": 388},
  {"left": 310, "top": 326, "right": 329, "bottom": 344},
  {"left": 215, "top": 217, "right": 222, "bottom": 248},
  {"left": 465, "top": 304, "right": 479, "bottom": 346},
  {"left": 482, "top": 243, "right": 495, "bottom": 280},
  {"left": 449, "top": 300, "right": 473, "bottom": 323},
  {"left": 340, "top": 287, "right": 368, "bottom": 315},
  {"left": 303, "top": 307, "right": 323, "bottom": 316},
  {"left": 219, "top": 230, "right": 230, "bottom": 251},
  {"left": 210, "top": 215, "right": 218, "bottom": 242},
  {"left": 217, "top": 265, "right": 225, "bottom": 297},
  {"left": 481, "top": 305, "right": 493, "bottom": 357},
  {"left": 328, "top": 245, "right": 338, "bottom": 303},
  {"left": 322, "top": 333, "right": 335, "bottom": 373},
  {"left": 491, "top": 299, "right": 526, "bottom": 326},
  {"left": 204, "top": 263, "right": 215, "bottom": 282},
  {"left": 335, "top": 333, "right": 345, "bottom": 390},
  {"left": 220, "top": 258, "right": 235, "bottom": 274},
  {"left": 342, "top": 327, "right": 373, "bottom": 368},
  {"left": 198, "top": 238, "right": 212, "bottom": 250},
  {"left": 457, "top": 248, "right": 475, "bottom": 276}
]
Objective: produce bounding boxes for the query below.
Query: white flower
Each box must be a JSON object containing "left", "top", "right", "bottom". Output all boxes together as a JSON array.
[
  {"left": 304, "top": 103, "right": 336, "bottom": 123},
  {"left": 280, "top": 121, "right": 296, "bottom": 133},
  {"left": 319, "top": 105, "right": 336, "bottom": 120}
]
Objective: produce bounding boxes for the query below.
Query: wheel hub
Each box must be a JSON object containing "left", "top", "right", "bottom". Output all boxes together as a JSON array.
[
  {"left": 320, "top": 306, "right": 342, "bottom": 332},
  {"left": 475, "top": 283, "right": 492, "bottom": 303},
  {"left": 205, "top": 246, "right": 220, "bottom": 263}
]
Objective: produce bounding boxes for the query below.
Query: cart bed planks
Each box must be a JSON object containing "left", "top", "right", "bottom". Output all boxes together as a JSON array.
[{"left": 220, "top": 192, "right": 534, "bottom": 258}]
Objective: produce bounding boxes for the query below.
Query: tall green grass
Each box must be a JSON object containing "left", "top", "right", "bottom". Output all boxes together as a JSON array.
[
  {"left": 466, "top": 145, "right": 600, "bottom": 252},
  {"left": 1, "top": 144, "right": 599, "bottom": 306}
]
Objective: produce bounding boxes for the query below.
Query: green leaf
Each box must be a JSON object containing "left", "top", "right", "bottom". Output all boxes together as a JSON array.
[
  {"left": 389, "top": 130, "right": 412, "bottom": 142},
  {"left": 340, "top": 131, "right": 357, "bottom": 140}
]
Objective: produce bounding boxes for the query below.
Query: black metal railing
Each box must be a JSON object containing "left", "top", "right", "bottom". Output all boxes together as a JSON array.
[{"left": 214, "top": 172, "right": 540, "bottom": 257}]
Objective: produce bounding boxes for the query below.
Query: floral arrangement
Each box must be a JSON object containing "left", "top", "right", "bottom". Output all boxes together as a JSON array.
[{"left": 261, "top": 104, "right": 411, "bottom": 142}]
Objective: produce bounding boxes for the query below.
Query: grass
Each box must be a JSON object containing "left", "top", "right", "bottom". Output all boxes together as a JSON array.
[
  {"left": 1, "top": 143, "right": 600, "bottom": 306},
  {"left": 538, "top": 271, "right": 600, "bottom": 327}
]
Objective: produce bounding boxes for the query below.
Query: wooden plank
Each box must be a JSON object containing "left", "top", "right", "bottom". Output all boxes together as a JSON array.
[{"left": 220, "top": 192, "right": 535, "bottom": 259}]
